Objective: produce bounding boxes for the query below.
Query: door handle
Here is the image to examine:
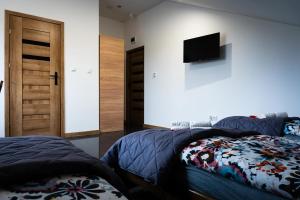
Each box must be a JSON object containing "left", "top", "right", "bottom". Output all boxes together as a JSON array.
[
  {"left": 50, "top": 72, "right": 58, "bottom": 85},
  {"left": 0, "top": 80, "right": 3, "bottom": 93}
]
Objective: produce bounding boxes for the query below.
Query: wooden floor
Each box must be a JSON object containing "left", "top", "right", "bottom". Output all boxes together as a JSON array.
[
  {"left": 99, "top": 131, "right": 124, "bottom": 156},
  {"left": 99, "top": 127, "right": 145, "bottom": 156}
]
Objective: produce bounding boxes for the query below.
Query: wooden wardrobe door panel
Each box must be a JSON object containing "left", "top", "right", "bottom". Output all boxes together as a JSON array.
[
  {"left": 9, "top": 14, "right": 62, "bottom": 137},
  {"left": 100, "top": 35, "right": 124, "bottom": 133}
]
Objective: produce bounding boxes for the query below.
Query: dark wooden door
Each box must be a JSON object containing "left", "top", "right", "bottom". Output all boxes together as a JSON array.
[
  {"left": 126, "top": 47, "right": 144, "bottom": 132},
  {"left": 8, "top": 12, "right": 63, "bottom": 137}
]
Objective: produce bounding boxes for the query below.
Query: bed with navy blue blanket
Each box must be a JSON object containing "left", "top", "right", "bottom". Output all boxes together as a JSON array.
[
  {"left": 0, "top": 136, "right": 128, "bottom": 200},
  {"left": 102, "top": 116, "right": 300, "bottom": 200}
]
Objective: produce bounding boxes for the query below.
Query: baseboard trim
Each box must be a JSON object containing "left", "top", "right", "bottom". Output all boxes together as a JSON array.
[
  {"left": 65, "top": 130, "right": 100, "bottom": 139},
  {"left": 143, "top": 124, "right": 168, "bottom": 129},
  {"left": 100, "top": 130, "right": 124, "bottom": 135}
]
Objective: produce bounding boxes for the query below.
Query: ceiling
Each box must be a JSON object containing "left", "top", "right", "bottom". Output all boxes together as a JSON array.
[
  {"left": 100, "top": 0, "right": 165, "bottom": 22},
  {"left": 100, "top": 0, "right": 300, "bottom": 26}
]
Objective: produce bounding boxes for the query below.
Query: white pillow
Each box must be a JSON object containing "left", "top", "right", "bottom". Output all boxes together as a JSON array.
[
  {"left": 276, "top": 112, "right": 288, "bottom": 118},
  {"left": 170, "top": 121, "right": 190, "bottom": 130},
  {"left": 190, "top": 121, "right": 212, "bottom": 129},
  {"left": 170, "top": 121, "right": 212, "bottom": 130},
  {"left": 265, "top": 113, "right": 276, "bottom": 118}
]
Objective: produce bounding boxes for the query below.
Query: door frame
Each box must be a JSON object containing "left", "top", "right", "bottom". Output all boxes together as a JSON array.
[{"left": 4, "top": 10, "right": 65, "bottom": 137}]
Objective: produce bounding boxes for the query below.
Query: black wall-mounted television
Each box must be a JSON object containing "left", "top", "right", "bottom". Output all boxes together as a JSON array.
[{"left": 183, "top": 32, "right": 220, "bottom": 63}]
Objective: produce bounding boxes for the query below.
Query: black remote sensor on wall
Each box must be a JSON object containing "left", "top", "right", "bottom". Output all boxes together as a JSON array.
[{"left": 131, "top": 37, "right": 136, "bottom": 44}]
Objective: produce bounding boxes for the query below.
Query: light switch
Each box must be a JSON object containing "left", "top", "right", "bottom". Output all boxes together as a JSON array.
[
  {"left": 71, "top": 67, "right": 77, "bottom": 72},
  {"left": 152, "top": 72, "right": 157, "bottom": 78}
]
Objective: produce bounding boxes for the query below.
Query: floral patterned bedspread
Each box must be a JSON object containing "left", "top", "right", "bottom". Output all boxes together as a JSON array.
[
  {"left": 0, "top": 174, "right": 127, "bottom": 200},
  {"left": 181, "top": 135, "right": 300, "bottom": 199}
]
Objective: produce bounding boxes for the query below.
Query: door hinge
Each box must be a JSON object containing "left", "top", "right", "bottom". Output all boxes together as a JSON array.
[
  {"left": 9, "top": 29, "right": 12, "bottom": 34},
  {"left": 8, "top": 63, "right": 11, "bottom": 68}
]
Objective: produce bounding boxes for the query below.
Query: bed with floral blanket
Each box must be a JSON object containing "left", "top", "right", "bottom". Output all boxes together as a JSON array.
[
  {"left": 0, "top": 136, "right": 128, "bottom": 200},
  {"left": 181, "top": 135, "right": 300, "bottom": 199},
  {"left": 0, "top": 174, "right": 127, "bottom": 200}
]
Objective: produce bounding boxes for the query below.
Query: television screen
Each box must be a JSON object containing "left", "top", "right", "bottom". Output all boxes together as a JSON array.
[{"left": 184, "top": 32, "right": 220, "bottom": 63}]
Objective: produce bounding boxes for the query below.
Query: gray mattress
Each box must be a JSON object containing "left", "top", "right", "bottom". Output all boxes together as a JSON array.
[{"left": 185, "top": 165, "right": 287, "bottom": 200}]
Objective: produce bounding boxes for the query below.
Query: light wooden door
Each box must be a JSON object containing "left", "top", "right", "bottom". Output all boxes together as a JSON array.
[
  {"left": 8, "top": 13, "right": 63, "bottom": 137},
  {"left": 100, "top": 35, "right": 124, "bottom": 133}
]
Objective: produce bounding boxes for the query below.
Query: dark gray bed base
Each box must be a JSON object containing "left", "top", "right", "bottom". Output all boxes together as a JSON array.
[
  {"left": 185, "top": 165, "right": 287, "bottom": 200},
  {"left": 117, "top": 168, "right": 213, "bottom": 200},
  {"left": 117, "top": 167, "right": 288, "bottom": 200}
]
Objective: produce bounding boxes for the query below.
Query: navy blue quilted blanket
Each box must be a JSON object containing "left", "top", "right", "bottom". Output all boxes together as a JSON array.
[
  {"left": 0, "top": 136, "right": 127, "bottom": 195},
  {"left": 213, "top": 116, "right": 285, "bottom": 136},
  {"left": 101, "top": 128, "right": 259, "bottom": 188}
]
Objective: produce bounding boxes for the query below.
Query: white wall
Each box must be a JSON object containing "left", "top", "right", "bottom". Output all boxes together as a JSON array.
[
  {"left": 0, "top": 0, "right": 99, "bottom": 136},
  {"left": 125, "top": 1, "right": 300, "bottom": 127},
  {"left": 100, "top": 16, "right": 125, "bottom": 38}
]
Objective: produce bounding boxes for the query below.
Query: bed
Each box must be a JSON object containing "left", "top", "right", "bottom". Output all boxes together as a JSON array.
[
  {"left": 0, "top": 136, "right": 128, "bottom": 200},
  {"left": 102, "top": 116, "right": 300, "bottom": 200}
]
